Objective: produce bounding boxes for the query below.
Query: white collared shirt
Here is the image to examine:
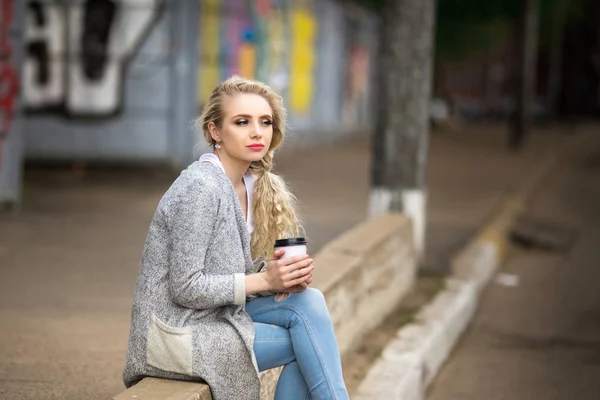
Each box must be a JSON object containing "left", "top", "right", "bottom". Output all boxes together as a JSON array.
[{"left": 199, "top": 153, "right": 255, "bottom": 234}]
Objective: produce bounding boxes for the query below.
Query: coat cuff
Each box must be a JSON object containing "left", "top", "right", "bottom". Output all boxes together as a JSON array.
[{"left": 233, "top": 273, "right": 246, "bottom": 305}]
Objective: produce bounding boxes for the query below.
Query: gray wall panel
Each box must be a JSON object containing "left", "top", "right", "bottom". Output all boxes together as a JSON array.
[{"left": 25, "top": 117, "right": 169, "bottom": 160}]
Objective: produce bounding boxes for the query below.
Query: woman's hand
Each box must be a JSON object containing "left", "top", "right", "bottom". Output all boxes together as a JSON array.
[
  {"left": 264, "top": 249, "right": 314, "bottom": 292},
  {"left": 282, "top": 274, "right": 313, "bottom": 293}
]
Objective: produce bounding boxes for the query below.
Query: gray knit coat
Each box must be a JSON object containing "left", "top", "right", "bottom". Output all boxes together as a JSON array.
[{"left": 123, "top": 161, "right": 265, "bottom": 400}]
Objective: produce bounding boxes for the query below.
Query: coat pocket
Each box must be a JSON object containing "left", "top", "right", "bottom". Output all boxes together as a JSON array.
[{"left": 147, "top": 314, "right": 193, "bottom": 375}]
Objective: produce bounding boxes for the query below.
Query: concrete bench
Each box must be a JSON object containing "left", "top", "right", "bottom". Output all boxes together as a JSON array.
[{"left": 113, "top": 213, "right": 416, "bottom": 400}]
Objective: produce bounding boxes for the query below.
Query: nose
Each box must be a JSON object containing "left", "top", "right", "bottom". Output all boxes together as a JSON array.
[{"left": 250, "top": 121, "right": 263, "bottom": 139}]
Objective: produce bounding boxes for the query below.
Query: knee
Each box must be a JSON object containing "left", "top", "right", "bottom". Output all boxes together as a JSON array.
[
  {"left": 297, "top": 287, "right": 325, "bottom": 305},
  {"left": 291, "top": 288, "right": 330, "bottom": 322},
  {"left": 303, "top": 287, "right": 326, "bottom": 302}
]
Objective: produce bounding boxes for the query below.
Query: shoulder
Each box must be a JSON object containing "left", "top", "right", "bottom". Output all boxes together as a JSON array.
[{"left": 159, "top": 161, "right": 227, "bottom": 214}]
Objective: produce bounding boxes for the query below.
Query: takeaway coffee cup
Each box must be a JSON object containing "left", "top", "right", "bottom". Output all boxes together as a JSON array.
[
  {"left": 274, "top": 237, "right": 308, "bottom": 258},
  {"left": 273, "top": 237, "right": 309, "bottom": 302}
]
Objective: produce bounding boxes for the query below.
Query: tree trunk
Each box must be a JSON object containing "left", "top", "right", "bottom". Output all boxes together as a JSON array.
[
  {"left": 510, "top": 0, "right": 539, "bottom": 150},
  {"left": 547, "top": 0, "right": 566, "bottom": 117},
  {"left": 370, "top": 0, "right": 435, "bottom": 259}
]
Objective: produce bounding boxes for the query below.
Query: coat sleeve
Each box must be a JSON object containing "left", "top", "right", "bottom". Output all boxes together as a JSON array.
[
  {"left": 245, "top": 259, "right": 276, "bottom": 302},
  {"left": 166, "top": 179, "right": 241, "bottom": 309}
]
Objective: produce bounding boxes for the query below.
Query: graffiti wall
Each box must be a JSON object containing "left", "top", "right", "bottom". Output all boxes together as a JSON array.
[
  {"left": 0, "top": 0, "right": 25, "bottom": 205},
  {"left": 22, "top": 0, "right": 163, "bottom": 117},
  {"left": 22, "top": 0, "right": 184, "bottom": 164},
  {"left": 197, "top": 0, "right": 376, "bottom": 136},
  {"left": 0, "top": 0, "right": 19, "bottom": 172},
  {"left": 198, "top": 0, "right": 318, "bottom": 115},
  {"left": 21, "top": 0, "right": 377, "bottom": 165}
]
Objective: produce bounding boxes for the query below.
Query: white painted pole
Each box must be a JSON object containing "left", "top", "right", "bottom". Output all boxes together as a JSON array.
[{"left": 369, "top": 188, "right": 428, "bottom": 259}]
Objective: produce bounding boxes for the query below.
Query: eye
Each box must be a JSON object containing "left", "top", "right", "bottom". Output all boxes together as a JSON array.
[
  {"left": 261, "top": 119, "right": 273, "bottom": 126},
  {"left": 235, "top": 119, "right": 248, "bottom": 126}
]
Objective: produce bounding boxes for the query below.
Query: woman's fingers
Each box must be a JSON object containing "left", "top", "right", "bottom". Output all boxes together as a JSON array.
[
  {"left": 270, "top": 249, "right": 285, "bottom": 260},
  {"left": 282, "top": 264, "right": 313, "bottom": 281},
  {"left": 305, "top": 274, "right": 313, "bottom": 286},
  {"left": 278, "top": 258, "right": 313, "bottom": 275},
  {"left": 285, "top": 277, "right": 310, "bottom": 289},
  {"left": 283, "top": 266, "right": 314, "bottom": 288},
  {"left": 276, "top": 254, "right": 310, "bottom": 268},
  {"left": 266, "top": 254, "right": 314, "bottom": 291}
]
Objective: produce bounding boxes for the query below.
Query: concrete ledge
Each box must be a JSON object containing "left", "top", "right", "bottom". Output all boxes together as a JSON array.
[
  {"left": 353, "top": 356, "right": 422, "bottom": 400},
  {"left": 314, "top": 213, "right": 416, "bottom": 355},
  {"left": 112, "top": 377, "right": 211, "bottom": 400},
  {"left": 356, "top": 208, "right": 512, "bottom": 399},
  {"left": 113, "top": 368, "right": 282, "bottom": 400},
  {"left": 113, "top": 213, "right": 416, "bottom": 400}
]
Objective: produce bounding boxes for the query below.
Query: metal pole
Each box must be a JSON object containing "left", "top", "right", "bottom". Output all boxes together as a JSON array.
[{"left": 510, "top": 0, "right": 539, "bottom": 150}]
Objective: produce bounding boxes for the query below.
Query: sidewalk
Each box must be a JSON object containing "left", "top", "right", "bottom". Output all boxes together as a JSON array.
[
  {"left": 0, "top": 124, "right": 576, "bottom": 399},
  {"left": 426, "top": 127, "right": 600, "bottom": 400}
]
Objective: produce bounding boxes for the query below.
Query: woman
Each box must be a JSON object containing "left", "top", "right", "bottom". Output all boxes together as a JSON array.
[{"left": 123, "top": 76, "right": 349, "bottom": 400}]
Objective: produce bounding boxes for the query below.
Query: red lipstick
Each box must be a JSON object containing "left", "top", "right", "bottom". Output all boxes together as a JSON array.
[{"left": 247, "top": 144, "right": 265, "bottom": 151}]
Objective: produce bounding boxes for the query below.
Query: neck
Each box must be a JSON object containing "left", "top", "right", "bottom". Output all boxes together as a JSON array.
[{"left": 214, "top": 150, "right": 250, "bottom": 186}]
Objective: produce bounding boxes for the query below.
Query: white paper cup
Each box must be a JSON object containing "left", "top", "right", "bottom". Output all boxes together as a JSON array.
[
  {"left": 274, "top": 238, "right": 308, "bottom": 258},
  {"left": 273, "top": 238, "right": 309, "bottom": 302}
]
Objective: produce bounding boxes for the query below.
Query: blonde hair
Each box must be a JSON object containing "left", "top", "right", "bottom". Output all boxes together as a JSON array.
[{"left": 198, "top": 76, "right": 302, "bottom": 260}]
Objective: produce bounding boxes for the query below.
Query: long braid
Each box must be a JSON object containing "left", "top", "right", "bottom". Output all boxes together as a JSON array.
[
  {"left": 197, "top": 76, "right": 302, "bottom": 260},
  {"left": 250, "top": 151, "right": 301, "bottom": 259}
]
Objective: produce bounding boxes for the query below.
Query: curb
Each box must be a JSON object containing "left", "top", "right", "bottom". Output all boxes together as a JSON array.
[{"left": 355, "top": 152, "right": 559, "bottom": 399}]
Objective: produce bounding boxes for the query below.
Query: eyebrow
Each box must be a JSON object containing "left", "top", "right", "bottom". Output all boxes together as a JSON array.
[{"left": 231, "top": 114, "right": 273, "bottom": 120}]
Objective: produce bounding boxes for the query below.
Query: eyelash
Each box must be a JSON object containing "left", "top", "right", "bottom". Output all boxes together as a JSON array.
[{"left": 236, "top": 119, "right": 273, "bottom": 126}]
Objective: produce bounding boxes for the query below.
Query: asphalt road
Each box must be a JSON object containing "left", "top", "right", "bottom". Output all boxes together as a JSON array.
[{"left": 426, "top": 133, "right": 600, "bottom": 400}]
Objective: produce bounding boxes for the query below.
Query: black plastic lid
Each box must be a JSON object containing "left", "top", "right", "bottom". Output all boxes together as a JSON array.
[{"left": 274, "top": 237, "right": 307, "bottom": 247}]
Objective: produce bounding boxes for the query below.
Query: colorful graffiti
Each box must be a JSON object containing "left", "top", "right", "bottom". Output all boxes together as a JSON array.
[
  {"left": 22, "top": 0, "right": 163, "bottom": 117},
  {"left": 198, "top": 0, "right": 318, "bottom": 115},
  {"left": 0, "top": 0, "right": 19, "bottom": 171},
  {"left": 289, "top": 3, "right": 316, "bottom": 114}
]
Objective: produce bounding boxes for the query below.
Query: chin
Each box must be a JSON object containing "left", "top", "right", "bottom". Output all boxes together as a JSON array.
[
  {"left": 238, "top": 150, "right": 267, "bottom": 164},
  {"left": 247, "top": 153, "right": 267, "bottom": 163}
]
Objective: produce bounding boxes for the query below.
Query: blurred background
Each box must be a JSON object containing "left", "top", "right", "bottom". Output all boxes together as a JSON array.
[
  {"left": 1, "top": 0, "right": 598, "bottom": 184},
  {"left": 1, "top": 0, "right": 599, "bottom": 399}
]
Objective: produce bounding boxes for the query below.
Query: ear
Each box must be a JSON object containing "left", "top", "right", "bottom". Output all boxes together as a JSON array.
[{"left": 208, "top": 121, "right": 221, "bottom": 143}]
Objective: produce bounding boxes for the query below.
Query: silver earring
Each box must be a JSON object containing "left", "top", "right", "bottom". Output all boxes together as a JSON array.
[{"left": 215, "top": 143, "right": 222, "bottom": 149}]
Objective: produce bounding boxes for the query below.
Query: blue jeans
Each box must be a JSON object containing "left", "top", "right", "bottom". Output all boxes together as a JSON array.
[{"left": 247, "top": 288, "right": 350, "bottom": 400}]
